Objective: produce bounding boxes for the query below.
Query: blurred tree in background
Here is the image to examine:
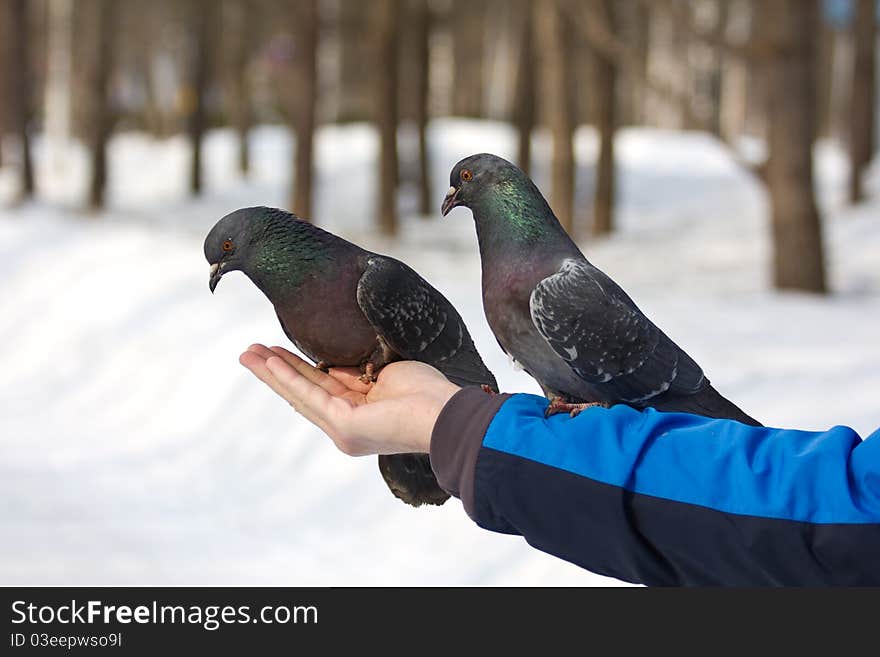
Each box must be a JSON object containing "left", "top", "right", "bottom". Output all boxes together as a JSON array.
[
  {"left": 3, "top": 0, "right": 35, "bottom": 201},
  {"left": 850, "top": 0, "right": 876, "bottom": 203},
  {"left": 0, "top": 0, "right": 877, "bottom": 294}
]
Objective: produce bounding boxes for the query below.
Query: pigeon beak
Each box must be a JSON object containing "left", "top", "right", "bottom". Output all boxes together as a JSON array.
[
  {"left": 441, "top": 185, "right": 461, "bottom": 217},
  {"left": 209, "top": 263, "right": 222, "bottom": 293}
]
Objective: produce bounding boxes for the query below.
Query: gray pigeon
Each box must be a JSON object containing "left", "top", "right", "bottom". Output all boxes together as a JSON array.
[
  {"left": 205, "top": 206, "right": 498, "bottom": 507},
  {"left": 442, "top": 154, "right": 759, "bottom": 425}
]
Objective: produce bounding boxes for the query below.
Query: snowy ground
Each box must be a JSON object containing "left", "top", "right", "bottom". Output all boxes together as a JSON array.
[{"left": 1, "top": 120, "right": 878, "bottom": 586}]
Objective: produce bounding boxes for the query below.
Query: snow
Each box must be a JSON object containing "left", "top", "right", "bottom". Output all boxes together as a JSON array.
[{"left": 1, "top": 119, "right": 879, "bottom": 585}]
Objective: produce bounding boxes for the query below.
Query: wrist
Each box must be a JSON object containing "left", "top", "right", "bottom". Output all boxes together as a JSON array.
[
  {"left": 422, "top": 382, "right": 461, "bottom": 450},
  {"left": 428, "top": 387, "right": 511, "bottom": 515}
]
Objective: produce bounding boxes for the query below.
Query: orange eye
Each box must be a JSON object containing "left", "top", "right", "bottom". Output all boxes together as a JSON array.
[
  {"left": 222, "top": 240, "right": 234, "bottom": 252},
  {"left": 460, "top": 169, "right": 474, "bottom": 182}
]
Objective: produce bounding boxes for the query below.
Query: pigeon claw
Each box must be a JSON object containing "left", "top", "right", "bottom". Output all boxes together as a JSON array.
[
  {"left": 315, "top": 361, "right": 331, "bottom": 373},
  {"left": 545, "top": 397, "right": 608, "bottom": 418},
  {"left": 359, "top": 362, "right": 377, "bottom": 385},
  {"left": 481, "top": 384, "right": 497, "bottom": 396}
]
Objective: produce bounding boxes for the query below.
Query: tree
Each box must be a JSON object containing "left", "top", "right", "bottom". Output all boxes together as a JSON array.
[
  {"left": 187, "top": 0, "right": 213, "bottom": 196},
  {"left": 44, "top": 0, "right": 74, "bottom": 177},
  {"left": 224, "top": 0, "right": 255, "bottom": 176},
  {"left": 849, "top": 0, "right": 876, "bottom": 204},
  {"left": 374, "top": 0, "right": 400, "bottom": 235},
  {"left": 759, "top": 0, "right": 827, "bottom": 292},
  {"left": 814, "top": 2, "right": 835, "bottom": 141},
  {"left": 573, "top": 0, "right": 827, "bottom": 293},
  {"left": 588, "top": 0, "right": 618, "bottom": 236},
  {"left": 0, "top": 5, "right": 8, "bottom": 170},
  {"left": 451, "top": 0, "right": 485, "bottom": 117},
  {"left": 86, "top": 0, "right": 116, "bottom": 210},
  {"left": 7, "top": 0, "right": 34, "bottom": 200},
  {"left": 337, "top": 0, "right": 371, "bottom": 122},
  {"left": 411, "top": 0, "right": 432, "bottom": 215},
  {"left": 535, "top": 0, "right": 575, "bottom": 235},
  {"left": 513, "top": 0, "right": 535, "bottom": 176},
  {"left": 290, "top": 0, "right": 318, "bottom": 219}
]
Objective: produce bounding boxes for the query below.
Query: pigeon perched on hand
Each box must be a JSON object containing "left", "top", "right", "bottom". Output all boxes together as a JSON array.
[
  {"left": 205, "top": 206, "right": 498, "bottom": 507},
  {"left": 442, "top": 154, "right": 759, "bottom": 426}
]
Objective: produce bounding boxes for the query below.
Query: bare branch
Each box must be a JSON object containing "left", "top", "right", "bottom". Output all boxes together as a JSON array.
[
  {"left": 562, "top": 0, "right": 766, "bottom": 179},
  {"left": 648, "top": 0, "right": 785, "bottom": 60}
]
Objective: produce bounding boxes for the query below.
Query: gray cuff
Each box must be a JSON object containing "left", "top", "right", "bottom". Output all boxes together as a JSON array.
[{"left": 430, "top": 387, "right": 512, "bottom": 519}]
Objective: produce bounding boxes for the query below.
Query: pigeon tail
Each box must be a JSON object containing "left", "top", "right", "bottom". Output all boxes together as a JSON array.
[
  {"left": 650, "top": 385, "right": 762, "bottom": 427},
  {"left": 378, "top": 454, "right": 450, "bottom": 507}
]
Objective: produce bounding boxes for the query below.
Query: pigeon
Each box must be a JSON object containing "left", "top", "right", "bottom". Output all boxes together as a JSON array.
[
  {"left": 441, "top": 154, "right": 759, "bottom": 426},
  {"left": 205, "top": 206, "right": 499, "bottom": 507}
]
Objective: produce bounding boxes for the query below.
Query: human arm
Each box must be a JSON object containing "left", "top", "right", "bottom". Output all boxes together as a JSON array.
[
  {"left": 240, "top": 345, "right": 880, "bottom": 586},
  {"left": 431, "top": 390, "right": 880, "bottom": 586}
]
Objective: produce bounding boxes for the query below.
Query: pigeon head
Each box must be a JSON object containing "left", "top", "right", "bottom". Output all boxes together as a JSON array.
[
  {"left": 204, "top": 206, "right": 325, "bottom": 294},
  {"left": 205, "top": 206, "right": 269, "bottom": 293},
  {"left": 441, "top": 153, "right": 564, "bottom": 248},
  {"left": 441, "top": 153, "right": 526, "bottom": 217}
]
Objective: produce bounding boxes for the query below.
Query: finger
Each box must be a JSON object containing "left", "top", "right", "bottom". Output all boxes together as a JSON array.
[
  {"left": 269, "top": 346, "right": 351, "bottom": 396},
  {"left": 246, "top": 343, "right": 276, "bottom": 360},
  {"left": 239, "top": 351, "right": 295, "bottom": 403},
  {"left": 265, "top": 356, "right": 353, "bottom": 430},
  {"left": 267, "top": 345, "right": 308, "bottom": 367},
  {"left": 243, "top": 353, "right": 347, "bottom": 446}
]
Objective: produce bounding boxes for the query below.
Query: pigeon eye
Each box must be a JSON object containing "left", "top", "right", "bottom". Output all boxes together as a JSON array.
[
  {"left": 222, "top": 240, "right": 234, "bottom": 252},
  {"left": 460, "top": 169, "right": 474, "bottom": 182}
]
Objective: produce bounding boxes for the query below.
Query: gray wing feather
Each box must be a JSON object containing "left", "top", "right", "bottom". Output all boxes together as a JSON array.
[
  {"left": 530, "top": 258, "right": 704, "bottom": 404},
  {"left": 356, "top": 256, "right": 497, "bottom": 390}
]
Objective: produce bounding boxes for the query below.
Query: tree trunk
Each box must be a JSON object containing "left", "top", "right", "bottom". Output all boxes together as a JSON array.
[
  {"left": 87, "top": 0, "right": 115, "bottom": 211},
  {"left": 337, "top": 0, "right": 371, "bottom": 121},
  {"left": 591, "top": 0, "right": 617, "bottom": 237},
  {"left": 375, "top": 0, "right": 399, "bottom": 235},
  {"left": 0, "top": 4, "right": 8, "bottom": 170},
  {"left": 814, "top": 8, "right": 835, "bottom": 141},
  {"left": 451, "top": 0, "right": 485, "bottom": 117},
  {"left": 707, "top": 0, "right": 728, "bottom": 138},
  {"left": 188, "top": 0, "right": 212, "bottom": 196},
  {"left": 44, "top": 0, "right": 73, "bottom": 176},
  {"left": 9, "top": 0, "right": 34, "bottom": 200},
  {"left": 631, "top": 0, "right": 650, "bottom": 126},
  {"left": 674, "top": 10, "right": 698, "bottom": 130},
  {"left": 291, "top": 0, "right": 318, "bottom": 219},
  {"left": 849, "top": 0, "right": 876, "bottom": 204},
  {"left": 535, "top": 0, "right": 574, "bottom": 235},
  {"left": 719, "top": 0, "right": 751, "bottom": 143},
  {"left": 225, "top": 0, "right": 253, "bottom": 176},
  {"left": 412, "top": 0, "right": 432, "bottom": 215},
  {"left": 513, "top": 0, "right": 535, "bottom": 175},
  {"left": 762, "top": 0, "right": 827, "bottom": 293}
]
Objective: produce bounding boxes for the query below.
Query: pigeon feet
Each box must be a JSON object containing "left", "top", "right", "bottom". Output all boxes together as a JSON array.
[
  {"left": 545, "top": 397, "right": 608, "bottom": 418},
  {"left": 481, "top": 384, "right": 497, "bottom": 396},
  {"left": 359, "top": 362, "right": 377, "bottom": 385}
]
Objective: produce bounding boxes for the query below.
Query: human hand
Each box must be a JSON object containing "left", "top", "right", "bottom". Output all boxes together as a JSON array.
[{"left": 238, "top": 345, "right": 461, "bottom": 456}]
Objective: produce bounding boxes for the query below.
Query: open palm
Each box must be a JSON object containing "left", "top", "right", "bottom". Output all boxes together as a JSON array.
[{"left": 239, "top": 344, "right": 461, "bottom": 456}]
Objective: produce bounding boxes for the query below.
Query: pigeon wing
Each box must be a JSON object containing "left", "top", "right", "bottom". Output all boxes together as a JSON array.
[
  {"left": 529, "top": 259, "right": 704, "bottom": 404},
  {"left": 356, "top": 256, "right": 497, "bottom": 390}
]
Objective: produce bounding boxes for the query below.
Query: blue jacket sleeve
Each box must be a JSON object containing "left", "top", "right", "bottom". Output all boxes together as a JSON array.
[{"left": 429, "top": 388, "right": 880, "bottom": 586}]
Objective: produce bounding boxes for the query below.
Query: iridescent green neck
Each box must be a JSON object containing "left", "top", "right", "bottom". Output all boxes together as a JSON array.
[
  {"left": 470, "top": 178, "right": 573, "bottom": 255},
  {"left": 245, "top": 220, "right": 337, "bottom": 301}
]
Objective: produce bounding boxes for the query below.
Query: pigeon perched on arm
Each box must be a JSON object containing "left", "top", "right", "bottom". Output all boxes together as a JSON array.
[
  {"left": 441, "top": 154, "right": 759, "bottom": 426},
  {"left": 205, "top": 206, "right": 499, "bottom": 507}
]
